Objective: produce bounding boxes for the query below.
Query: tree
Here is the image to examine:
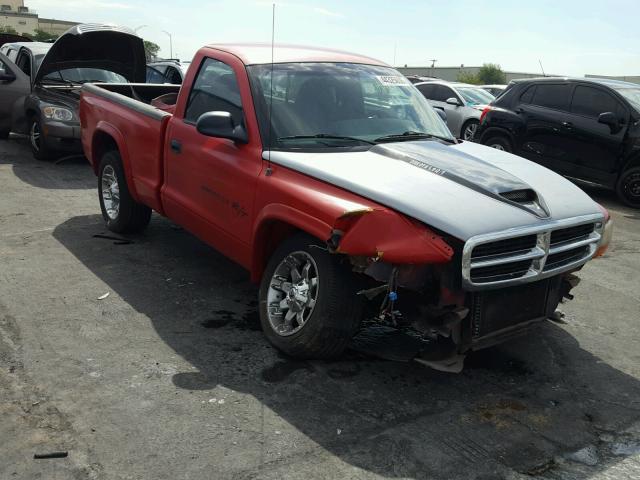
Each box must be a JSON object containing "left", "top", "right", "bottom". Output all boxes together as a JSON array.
[
  {"left": 477, "top": 63, "right": 507, "bottom": 84},
  {"left": 457, "top": 70, "right": 480, "bottom": 84},
  {"left": 32, "top": 29, "right": 59, "bottom": 42},
  {"left": 144, "top": 40, "right": 160, "bottom": 62}
]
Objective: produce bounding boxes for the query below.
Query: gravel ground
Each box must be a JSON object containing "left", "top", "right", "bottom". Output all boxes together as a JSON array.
[{"left": 1, "top": 135, "right": 640, "bottom": 480}]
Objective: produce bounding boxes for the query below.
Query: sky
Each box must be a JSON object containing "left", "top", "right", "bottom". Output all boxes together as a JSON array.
[{"left": 28, "top": 0, "right": 640, "bottom": 76}]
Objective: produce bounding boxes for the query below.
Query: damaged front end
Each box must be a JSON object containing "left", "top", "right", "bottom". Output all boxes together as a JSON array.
[{"left": 328, "top": 208, "right": 602, "bottom": 372}]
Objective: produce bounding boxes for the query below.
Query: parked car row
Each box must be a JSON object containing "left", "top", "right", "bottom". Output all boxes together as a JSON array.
[{"left": 477, "top": 77, "right": 640, "bottom": 207}]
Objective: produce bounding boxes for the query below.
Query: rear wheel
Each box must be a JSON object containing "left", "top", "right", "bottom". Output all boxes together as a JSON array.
[
  {"left": 483, "top": 135, "right": 513, "bottom": 153},
  {"left": 30, "top": 117, "right": 53, "bottom": 161},
  {"left": 259, "top": 234, "right": 363, "bottom": 359},
  {"left": 616, "top": 166, "right": 640, "bottom": 208},
  {"left": 461, "top": 120, "right": 479, "bottom": 141},
  {"left": 98, "top": 150, "right": 152, "bottom": 233}
]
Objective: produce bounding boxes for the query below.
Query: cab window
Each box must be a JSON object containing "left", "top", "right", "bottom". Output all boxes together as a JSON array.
[{"left": 184, "top": 57, "right": 243, "bottom": 126}]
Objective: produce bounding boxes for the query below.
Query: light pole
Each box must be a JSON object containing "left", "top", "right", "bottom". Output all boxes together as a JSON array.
[{"left": 162, "top": 30, "right": 173, "bottom": 59}]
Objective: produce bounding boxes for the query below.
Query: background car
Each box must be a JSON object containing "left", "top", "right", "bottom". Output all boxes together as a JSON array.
[
  {"left": 476, "top": 77, "right": 640, "bottom": 207},
  {"left": 479, "top": 84, "right": 507, "bottom": 96},
  {"left": 415, "top": 81, "right": 495, "bottom": 139},
  {"left": 146, "top": 59, "right": 188, "bottom": 84},
  {"left": 0, "top": 24, "right": 145, "bottom": 160},
  {"left": 0, "top": 42, "right": 53, "bottom": 140}
]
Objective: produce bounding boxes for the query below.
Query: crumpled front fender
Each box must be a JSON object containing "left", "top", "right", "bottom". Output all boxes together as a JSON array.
[{"left": 334, "top": 209, "right": 454, "bottom": 264}]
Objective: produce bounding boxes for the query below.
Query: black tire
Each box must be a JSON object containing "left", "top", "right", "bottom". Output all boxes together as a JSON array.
[
  {"left": 616, "top": 166, "right": 640, "bottom": 208},
  {"left": 483, "top": 135, "right": 513, "bottom": 153},
  {"left": 98, "top": 150, "right": 152, "bottom": 233},
  {"left": 0, "top": 129, "right": 9, "bottom": 140},
  {"left": 29, "top": 116, "right": 53, "bottom": 161},
  {"left": 259, "top": 234, "right": 363, "bottom": 359},
  {"left": 461, "top": 119, "right": 479, "bottom": 141}
]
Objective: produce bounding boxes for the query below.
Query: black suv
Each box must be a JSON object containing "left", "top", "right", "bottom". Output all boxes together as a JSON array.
[{"left": 476, "top": 77, "right": 640, "bottom": 207}]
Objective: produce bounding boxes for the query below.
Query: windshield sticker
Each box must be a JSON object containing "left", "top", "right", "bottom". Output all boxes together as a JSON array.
[{"left": 376, "top": 75, "right": 411, "bottom": 86}]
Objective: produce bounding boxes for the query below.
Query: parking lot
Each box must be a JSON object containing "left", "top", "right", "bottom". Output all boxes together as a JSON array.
[{"left": 1, "top": 135, "right": 640, "bottom": 479}]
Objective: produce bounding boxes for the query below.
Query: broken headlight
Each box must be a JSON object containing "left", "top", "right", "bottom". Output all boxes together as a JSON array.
[
  {"left": 595, "top": 217, "right": 613, "bottom": 258},
  {"left": 43, "top": 106, "right": 74, "bottom": 122}
]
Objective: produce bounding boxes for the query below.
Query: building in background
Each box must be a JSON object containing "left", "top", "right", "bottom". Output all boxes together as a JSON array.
[
  {"left": 396, "top": 65, "right": 549, "bottom": 83},
  {"left": 397, "top": 65, "right": 640, "bottom": 85},
  {"left": 0, "top": 0, "right": 78, "bottom": 37}
]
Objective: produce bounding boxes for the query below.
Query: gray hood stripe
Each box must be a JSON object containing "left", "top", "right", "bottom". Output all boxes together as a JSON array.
[{"left": 372, "top": 142, "right": 549, "bottom": 218}]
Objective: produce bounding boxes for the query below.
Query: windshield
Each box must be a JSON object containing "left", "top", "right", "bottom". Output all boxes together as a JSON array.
[
  {"left": 42, "top": 68, "right": 127, "bottom": 84},
  {"left": 616, "top": 87, "right": 640, "bottom": 111},
  {"left": 457, "top": 87, "right": 495, "bottom": 106},
  {"left": 247, "top": 62, "right": 454, "bottom": 149}
]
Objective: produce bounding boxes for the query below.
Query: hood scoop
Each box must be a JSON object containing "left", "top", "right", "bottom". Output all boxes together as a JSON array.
[{"left": 499, "top": 188, "right": 549, "bottom": 217}]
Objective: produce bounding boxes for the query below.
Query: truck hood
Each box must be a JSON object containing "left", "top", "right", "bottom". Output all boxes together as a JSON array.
[
  {"left": 34, "top": 24, "right": 146, "bottom": 85},
  {"left": 267, "top": 140, "right": 603, "bottom": 241}
]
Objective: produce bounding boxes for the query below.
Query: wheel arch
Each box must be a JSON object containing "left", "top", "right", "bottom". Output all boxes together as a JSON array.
[{"left": 250, "top": 204, "right": 333, "bottom": 283}]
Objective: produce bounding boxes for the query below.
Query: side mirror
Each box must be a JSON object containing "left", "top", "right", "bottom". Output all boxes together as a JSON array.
[
  {"left": 435, "top": 108, "right": 447, "bottom": 122},
  {"left": 0, "top": 71, "right": 16, "bottom": 83},
  {"left": 446, "top": 97, "right": 461, "bottom": 106},
  {"left": 598, "top": 111, "right": 621, "bottom": 134},
  {"left": 196, "top": 111, "right": 248, "bottom": 143}
]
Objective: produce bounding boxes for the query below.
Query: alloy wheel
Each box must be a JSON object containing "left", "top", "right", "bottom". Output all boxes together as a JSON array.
[
  {"left": 101, "top": 165, "right": 120, "bottom": 220},
  {"left": 463, "top": 122, "right": 478, "bottom": 140},
  {"left": 30, "top": 121, "right": 41, "bottom": 152},
  {"left": 266, "top": 251, "right": 319, "bottom": 336}
]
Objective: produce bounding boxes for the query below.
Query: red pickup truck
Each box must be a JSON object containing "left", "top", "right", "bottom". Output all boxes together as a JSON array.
[{"left": 80, "top": 44, "right": 612, "bottom": 370}]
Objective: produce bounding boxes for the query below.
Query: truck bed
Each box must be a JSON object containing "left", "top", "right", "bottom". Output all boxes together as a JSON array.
[{"left": 80, "top": 83, "right": 182, "bottom": 213}]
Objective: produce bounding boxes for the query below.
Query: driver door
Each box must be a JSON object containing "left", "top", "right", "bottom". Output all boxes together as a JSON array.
[
  {"left": 162, "top": 56, "right": 261, "bottom": 253},
  {"left": 0, "top": 51, "right": 31, "bottom": 135}
]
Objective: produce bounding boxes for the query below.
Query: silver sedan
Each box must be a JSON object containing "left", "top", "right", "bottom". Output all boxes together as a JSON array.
[{"left": 415, "top": 81, "right": 495, "bottom": 140}]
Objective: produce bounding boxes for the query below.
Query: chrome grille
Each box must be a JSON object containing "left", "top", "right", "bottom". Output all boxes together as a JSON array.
[{"left": 462, "top": 215, "right": 603, "bottom": 290}]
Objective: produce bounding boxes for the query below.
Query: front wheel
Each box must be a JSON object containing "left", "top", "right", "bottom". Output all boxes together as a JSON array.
[
  {"left": 30, "top": 117, "right": 52, "bottom": 161},
  {"left": 461, "top": 120, "right": 479, "bottom": 141},
  {"left": 259, "top": 234, "right": 363, "bottom": 359},
  {"left": 616, "top": 166, "right": 640, "bottom": 208},
  {"left": 98, "top": 150, "right": 152, "bottom": 233}
]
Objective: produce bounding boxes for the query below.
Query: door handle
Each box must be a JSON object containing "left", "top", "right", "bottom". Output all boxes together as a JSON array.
[
  {"left": 170, "top": 139, "right": 182, "bottom": 153},
  {"left": 561, "top": 121, "right": 573, "bottom": 128}
]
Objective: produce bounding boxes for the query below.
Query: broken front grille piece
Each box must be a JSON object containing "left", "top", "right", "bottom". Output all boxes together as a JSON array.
[{"left": 461, "top": 215, "right": 603, "bottom": 290}]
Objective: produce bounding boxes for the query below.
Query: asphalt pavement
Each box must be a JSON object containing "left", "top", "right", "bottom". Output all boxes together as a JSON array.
[{"left": 1, "top": 135, "right": 640, "bottom": 480}]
